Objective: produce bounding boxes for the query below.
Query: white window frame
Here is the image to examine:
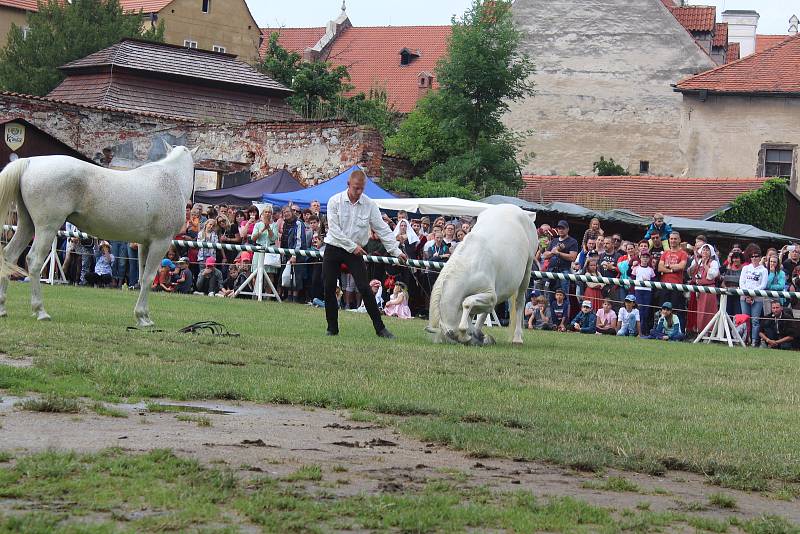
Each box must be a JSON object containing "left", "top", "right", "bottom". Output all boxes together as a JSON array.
[
  {"left": 184, "top": 40, "right": 198, "bottom": 49},
  {"left": 21, "top": 26, "right": 30, "bottom": 40},
  {"left": 212, "top": 45, "right": 226, "bottom": 53},
  {"left": 202, "top": 0, "right": 210, "bottom": 13}
]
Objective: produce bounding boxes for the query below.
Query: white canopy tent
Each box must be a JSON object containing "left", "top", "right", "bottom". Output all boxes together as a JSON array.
[{"left": 372, "top": 197, "right": 495, "bottom": 217}]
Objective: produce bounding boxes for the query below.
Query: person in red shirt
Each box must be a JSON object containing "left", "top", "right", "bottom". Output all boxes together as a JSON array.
[{"left": 657, "top": 231, "right": 689, "bottom": 328}]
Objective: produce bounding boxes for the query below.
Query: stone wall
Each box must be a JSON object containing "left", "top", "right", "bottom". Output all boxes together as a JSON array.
[
  {"left": 381, "top": 155, "right": 417, "bottom": 181},
  {"left": 0, "top": 93, "right": 383, "bottom": 185},
  {"left": 507, "top": 0, "right": 718, "bottom": 177},
  {"left": 679, "top": 93, "right": 800, "bottom": 194}
]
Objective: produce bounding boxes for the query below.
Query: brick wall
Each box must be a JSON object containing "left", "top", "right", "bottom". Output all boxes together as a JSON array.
[
  {"left": 0, "top": 93, "right": 383, "bottom": 185},
  {"left": 381, "top": 154, "right": 417, "bottom": 181}
]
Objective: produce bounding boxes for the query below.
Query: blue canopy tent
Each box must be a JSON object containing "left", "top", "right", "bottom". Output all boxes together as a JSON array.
[
  {"left": 193, "top": 169, "right": 304, "bottom": 206},
  {"left": 261, "top": 166, "right": 396, "bottom": 212}
]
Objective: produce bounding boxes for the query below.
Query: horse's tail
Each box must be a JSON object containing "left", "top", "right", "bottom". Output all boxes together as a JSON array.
[{"left": 0, "top": 159, "right": 28, "bottom": 279}]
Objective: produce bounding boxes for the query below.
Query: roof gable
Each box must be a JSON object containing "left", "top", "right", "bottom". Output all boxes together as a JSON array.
[
  {"left": 667, "top": 5, "right": 716, "bottom": 33},
  {"left": 675, "top": 33, "right": 800, "bottom": 95},
  {"left": 59, "top": 39, "right": 291, "bottom": 95},
  {"left": 521, "top": 175, "right": 771, "bottom": 220}
]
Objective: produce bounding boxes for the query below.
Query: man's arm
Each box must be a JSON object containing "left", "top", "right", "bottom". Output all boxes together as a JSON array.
[
  {"left": 370, "top": 203, "right": 402, "bottom": 257},
  {"left": 325, "top": 196, "right": 358, "bottom": 253}
]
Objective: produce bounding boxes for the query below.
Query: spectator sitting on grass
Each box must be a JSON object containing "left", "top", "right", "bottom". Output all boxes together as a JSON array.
[
  {"left": 528, "top": 295, "right": 553, "bottom": 330},
  {"left": 524, "top": 293, "right": 537, "bottom": 325},
  {"left": 643, "top": 302, "right": 683, "bottom": 341},
  {"left": 551, "top": 288, "right": 570, "bottom": 332},
  {"left": 616, "top": 294, "right": 641, "bottom": 337},
  {"left": 384, "top": 281, "right": 412, "bottom": 319},
  {"left": 569, "top": 300, "right": 597, "bottom": 334},
  {"left": 153, "top": 259, "right": 175, "bottom": 292},
  {"left": 174, "top": 257, "right": 194, "bottom": 294},
  {"left": 595, "top": 298, "right": 617, "bottom": 335},
  {"left": 218, "top": 264, "right": 239, "bottom": 298},
  {"left": 195, "top": 257, "right": 223, "bottom": 296},
  {"left": 758, "top": 300, "right": 799, "bottom": 350},
  {"left": 353, "top": 279, "right": 384, "bottom": 314},
  {"left": 86, "top": 241, "right": 114, "bottom": 287}
]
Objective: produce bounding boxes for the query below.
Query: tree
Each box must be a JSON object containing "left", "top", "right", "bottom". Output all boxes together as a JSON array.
[
  {"left": 386, "top": 0, "right": 535, "bottom": 197},
  {"left": 0, "top": 0, "right": 164, "bottom": 96},
  {"left": 592, "top": 156, "right": 629, "bottom": 176},
  {"left": 715, "top": 178, "right": 788, "bottom": 234}
]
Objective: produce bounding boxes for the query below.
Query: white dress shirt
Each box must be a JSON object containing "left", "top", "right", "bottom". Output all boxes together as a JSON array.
[{"left": 324, "top": 191, "right": 402, "bottom": 257}]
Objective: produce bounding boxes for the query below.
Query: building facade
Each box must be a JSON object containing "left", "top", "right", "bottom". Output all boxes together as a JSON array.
[
  {"left": 120, "top": 0, "right": 262, "bottom": 61},
  {"left": 0, "top": 0, "right": 35, "bottom": 47}
]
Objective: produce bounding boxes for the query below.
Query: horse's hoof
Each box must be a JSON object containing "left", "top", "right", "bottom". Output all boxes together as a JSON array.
[
  {"left": 0, "top": 310, "right": 7, "bottom": 318},
  {"left": 36, "top": 312, "right": 51, "bottom": 321},
  {"left": 484, "top": 334, "right": 496, "bottom": 346},
  {"left": 511, "top": 339, "right": 523, "bottom": 346},
  {"left": 137, "top": 318, "right": 155, "bottom": 328}
]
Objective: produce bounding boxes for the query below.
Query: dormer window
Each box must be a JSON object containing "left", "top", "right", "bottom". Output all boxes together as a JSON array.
[
  {"left": 418, "top": 71, "right": 433, "bottom": 88},
  {"left": 399, "top": 47, "right": 420, "bottom": 66}
]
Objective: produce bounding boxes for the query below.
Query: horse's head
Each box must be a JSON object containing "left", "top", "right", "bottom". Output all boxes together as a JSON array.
[{"left": 163, "top": 140, "right": 199, "bottom": 160}]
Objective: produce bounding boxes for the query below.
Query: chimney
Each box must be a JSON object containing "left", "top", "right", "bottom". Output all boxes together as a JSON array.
[{"left": 722, "top": 10, "right": 759, "bottom": 57}]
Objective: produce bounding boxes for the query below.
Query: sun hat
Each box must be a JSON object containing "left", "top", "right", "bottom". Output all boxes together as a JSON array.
[
  {"left": 624, "top": 294, "right": 636, "bottom": 303},
  {"left": 581, "top": 300, "right": 592, "bottom": 308},
  {"left": 661, "top": 301, "right": 673, "bottom": 310},
  {"left": 161, "top": 259, "right": 175, "bottom": 269}
]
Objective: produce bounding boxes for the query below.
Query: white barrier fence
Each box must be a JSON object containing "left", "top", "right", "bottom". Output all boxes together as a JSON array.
[{"left": 4, "top": 224, "right": 800, "bottom": 347}]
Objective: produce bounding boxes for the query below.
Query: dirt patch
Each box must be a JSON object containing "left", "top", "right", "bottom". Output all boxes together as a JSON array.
[
  {"left": 0, "top": 353, "right": 33, "bottom": 368},
  {"left": 0, "top": 393, "right": 797, "bottom": 522}
]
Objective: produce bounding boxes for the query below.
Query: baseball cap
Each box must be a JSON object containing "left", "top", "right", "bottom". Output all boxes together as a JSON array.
[
  {"left": 554, "top": 288, "right": 565, "bottom": 295},
  {"left": 581, "top": 300, "right": 592, "bottom": 308},
  {"left": 161, "top": 259, "right": 175, "bottom": 269},
  {"left": 624, "top": 294, "right": 636, "bottom": 303},
  {"left": 205, "top": 257, "right": 216, "bottom": 267},
  {"left": 178, "top": 257, "right": 189, "bottom": 264},
  {"left": 556, "top": 220, "right": 569, "bottom": 229},
  {"left": 661, "top": 301, "right": 673, "bottom": 310}
]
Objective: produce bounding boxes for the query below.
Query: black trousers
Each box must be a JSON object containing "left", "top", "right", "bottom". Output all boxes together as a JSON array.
[{"left": 323, "top": 244, "right": 385, "bottom": 334}]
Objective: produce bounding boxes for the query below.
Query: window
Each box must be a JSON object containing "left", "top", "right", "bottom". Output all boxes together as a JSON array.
[
  {"left": 639, "top": 161, "right": 650, "bottom": 174},
  {"left": 765, "top": 149, "right": 793, "bottom": 178},
  {"left": 212, "top": 45, "right": 226, "bottom": 53},
  {"left": 184, "top": 40, "right": 198, "bottom": 49},
  {"left": 21, "top": 26, "right": 30, "bottom": 40},
  {"left": 202, "top": 0, "right": 210, "bottom": 13}
]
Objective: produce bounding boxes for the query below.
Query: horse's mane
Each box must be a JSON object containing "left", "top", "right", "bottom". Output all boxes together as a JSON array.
[{"left": 138, "top": 147, "right": 186, "bottom": 169}]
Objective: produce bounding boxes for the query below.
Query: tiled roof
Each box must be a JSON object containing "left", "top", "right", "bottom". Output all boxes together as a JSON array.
[
  {"left": 60, "top": 39, "right": 291, "bottom": 95},
  {"left": 118, "top": 0, "right": 173, "bottom": 13},
  {"left": 712, "top": 23, "right": 728, "bottom": 47},
  {"left": 520, "top": 175, "right": 771, "bottom": 220},
  {"left": 755, "top": 34, "right": 790, "bottom": 54},
  {"left": 47, "top": 72, "right": 296, "bottom": 123},
  {"left": 261, "top": 25, "right": 452, "bottom": 113},
  {"left": 260, "top": 27, "right": 327, "bottom": 56},
  {"left": 726, "top": 42, "right": 740, "bottom": 62},
  {"left": 675, "top": 34, "right": 800, "bottom": 94},
  {"left": 667, "top": 5, "right": 716, "bottom": 33},
  {"left": 0, "top": 0, "right": 39, "bottom": 9}
]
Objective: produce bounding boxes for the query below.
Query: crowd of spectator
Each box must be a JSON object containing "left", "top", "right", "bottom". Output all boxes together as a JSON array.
[{"left": 7, "top": 204, "right": 799, "bottom": 349}]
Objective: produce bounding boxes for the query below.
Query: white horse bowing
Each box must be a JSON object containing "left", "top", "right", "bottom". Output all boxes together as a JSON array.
[
  {"left": 427, "top": 204, "right": 538, "bottom": 345},
  {"left": 0, "top": 144, "right": 196, "bottom": 326}
]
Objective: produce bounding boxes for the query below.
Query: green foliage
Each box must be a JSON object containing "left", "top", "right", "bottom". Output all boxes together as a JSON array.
[
  {"left": 334, "top": 88, "right": 403, "bottom": 138},
  {"left": 390, "top": 176, "right": 478, "bottom": 200},
  {"left": 386, "top": 0, "right": 535, "bottom": 197},
  {"left": 0, "top": 0, "right": 164, "bottom": 96},
  {"left": 715, "top": 178, "right": 788, "bottom": 234},
  {"left": 592, "top": 156, "right": 629, "bottom": 176}
]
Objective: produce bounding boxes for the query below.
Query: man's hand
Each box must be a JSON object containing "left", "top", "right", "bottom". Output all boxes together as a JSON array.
[
  {"left": 289, "top": 256, "right": 297, "bottom": 265},
  {"left": 397, "top": 253, "right": 408, "bottom": 263},
  {"left": 542, "top": 250, "right": 553, "bottom": 259},
  {"left": 766, "top": 339, "right": 777, "bottom": 348},
  {"left": 354, "top": 246, "right": 367, "bottom": 256}
]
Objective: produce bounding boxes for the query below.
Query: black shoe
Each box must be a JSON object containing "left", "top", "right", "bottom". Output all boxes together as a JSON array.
[
  {"left": 376, "top": 328, "right": 396, "bottom": 340},
  {"left": 326, "top": 329, "right": 339, "bottom": 336}
]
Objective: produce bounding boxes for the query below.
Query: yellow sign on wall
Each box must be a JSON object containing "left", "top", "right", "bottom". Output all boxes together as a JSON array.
[{"left": 4, "top": 123, "right": 25, "bottom": 151}]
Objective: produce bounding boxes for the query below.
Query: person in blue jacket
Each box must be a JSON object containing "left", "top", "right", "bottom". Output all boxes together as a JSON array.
[
  {"left": 569, "top": 300, "right": 597, "bottom": 334},
  {"left": 643, "top": 301, "right": 684, "bottom": 341}
]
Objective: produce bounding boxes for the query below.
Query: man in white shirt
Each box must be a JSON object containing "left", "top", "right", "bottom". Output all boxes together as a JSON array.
[{"left": 323, "top": 170, "right": 408, "bottom": 338}]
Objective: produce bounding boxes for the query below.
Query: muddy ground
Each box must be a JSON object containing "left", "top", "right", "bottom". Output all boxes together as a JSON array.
[{"left": 1, "top": 376, "right": 798, "bottom": 525}]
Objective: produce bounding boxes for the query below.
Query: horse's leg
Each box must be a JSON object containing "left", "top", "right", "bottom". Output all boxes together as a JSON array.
[
  {"left": 26, "top": 227, "right": 59, "bottom": 321},
  {"left": 460, "top": 292, "right": 496, "bottom": 344},
  {"left": 471, "top": 313, "right": 494, "bottom": 346},
  {"left": 0, "top": 207, "right": 34, "bottom": 318},
  {"left": 134, "top": 240, "right": 169, "bottom": 327},
  {"left": 511, "top": 263, "right": 534, "bottom": 345}
]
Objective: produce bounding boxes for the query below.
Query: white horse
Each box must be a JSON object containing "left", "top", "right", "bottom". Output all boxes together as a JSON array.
[
  {"left": 0, "top": 144, "right": 196, "bottom": 326},
  {"left": 427, "top": 204, "right": 538, "bottom": 345}
]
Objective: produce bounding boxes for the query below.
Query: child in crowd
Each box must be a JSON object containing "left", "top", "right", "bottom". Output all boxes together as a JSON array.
[
  {"left": 218, "top": 264, "right": 239, "bottom": 298},
  {"left": 524, "top": 293, "right": 537, "bottom": 325},
  {"left": 86, "top": 241, "right": 114, "bottom": 287},
  {"left": 645, "top": 212, "right": 672, "bottom": 248},
  {"left": 551, "top": 288, "right": 570, "bottom": 332},
  {"left": 595, "top": 298, "right": 617, "bottom": 335},
  {"left": 174, "top": 257, "right": 194, "bottom": 294},
  {"left": 569, "top": 300, "right": 597, "bottom": 334},
  {"left": 354, "top": 279, "right": 384, "bottom": 313},
  {"left": 643, "top": 302, "right": 683, "bottom": 341},
  {"left": 582, "top": 258, "right": 604, "bottom": 311},
  {"left": 384, "top": 281, "right": 412, "bottom": 319},
  {"left": 634, "top": 251, "right": 655, "bottom": 329},
  {"left": 153, "top": 258, "right": 175, "bottom": 292},
  {"left": 195, "top": 257, "right": 223, "bottom": 296},
  {"left": 616, "top": 294, "right": 641, "bottom": 337},
  {"left": 528, "top": 295, "right": 553, "bottom": 330}
]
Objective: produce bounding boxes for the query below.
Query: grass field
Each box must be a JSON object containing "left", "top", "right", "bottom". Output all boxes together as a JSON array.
[{"left": 1, "top": 284, "right": 799, "bottom": 494}]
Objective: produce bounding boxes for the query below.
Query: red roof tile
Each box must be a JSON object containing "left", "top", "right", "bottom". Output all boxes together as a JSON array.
[
  {"left": 520, "top": 175, "right": 770, "bottom": 219},
  {"left": 726, "top": 42, "right": 740, "bottom": 63},
  {"left": 260, "top": 27, "right": 327, "bottom": 55},
  {"left": 118, "top": 0, "right": 173, "bottom": 13},
  {"left": 0, "top": 0, "right": 66, "bottom": 10},
  {"left": 675, "top": 34, "right": 800, "bottom": 94},
  {"left": 712, "top": 23, "right": 728, "bottom": 47},
  {"left": 755, "top": 34, "right": 790, "bottom": 54},
  {"left": 667, "top": 5, "right": 716, "bottom": 33},
  {"left": 261, "top": 25, "right": 451, "bottom": 113}
]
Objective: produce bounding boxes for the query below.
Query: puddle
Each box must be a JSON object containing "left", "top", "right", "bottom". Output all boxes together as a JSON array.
[{"left": 142, "top": 403, "right": 236, "bottom": 415}]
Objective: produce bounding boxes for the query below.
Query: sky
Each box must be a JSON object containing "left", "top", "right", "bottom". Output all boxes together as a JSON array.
[{"left": 247, "top": 0, "right": 794, "bottom": 35}]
